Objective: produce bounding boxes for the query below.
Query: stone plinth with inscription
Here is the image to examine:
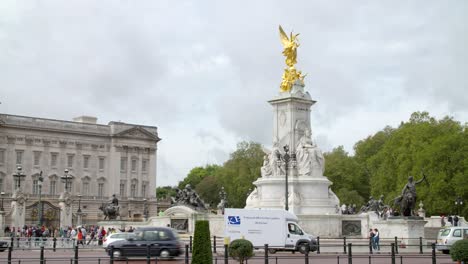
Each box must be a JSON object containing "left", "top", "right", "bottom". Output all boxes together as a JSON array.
[{"left": 246, "top": 81, "right": 340, "bottom": 215}]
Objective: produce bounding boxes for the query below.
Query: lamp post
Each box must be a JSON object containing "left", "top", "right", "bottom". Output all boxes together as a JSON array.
[
  {"left": 455, "top": 197, "right": 463, "bottom": 216},
  {"left": 13, "top": 166, "right": 26, "bottom": 190},
  {"left": 60, "top": 169, "right": 74, "bottom": 193},
  {"left": 77, "top": 194, "right": 82, "bottom": 213},
  {"left": 37, "top": 171, "right": 44, "bottom": 226},
  {"left": 276, "top": 145, "right": 296, "bottom": 211},
  {"left": 0, "top": 192, "right": 4, "bottom": 211}
]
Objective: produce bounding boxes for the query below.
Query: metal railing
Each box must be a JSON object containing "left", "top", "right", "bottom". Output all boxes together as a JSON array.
[{"left": 2, "top": 243, "right": 453, "bottom": 264}]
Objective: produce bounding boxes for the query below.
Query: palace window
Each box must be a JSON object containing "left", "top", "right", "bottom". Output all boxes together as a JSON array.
[
  {"left": 120, "top": 157, "right": 127, "bottom": 171},
  {"left": 98, "top": 183, "right": 104, "bottom": 198},
  {"left": 65, "top": 182, "right": 72, "bottom": 193},
  {"left": 51, "top": 153, "right": 58, "bottom": 167},
  {"left": 131, "top": 159, "right": 137, "bottom": 172},
  {"left": 32, "top": 180, "right": 39, "bottom": 195},
  {"left": 34, "top": 151, "right": 41, "bottom": 166},
  {"left": 120, "top": 182, "right": 126, "bottom": 197},
  {"left": 83, "top": 156, "right": 89, "bottom": 169},
  {"left": 0, "top": 149, "right": 5, "bottom": 165},
  {"left": 67, "top": 154, "right": 74, "bottom": 168},
  {"left": 0, "top": 178, "right": 3, "bottom": 192},
  {"left": 141, "top": 183, "right": 147, "bottom": 197},
  {"left": 142, "top": 160, "right": 147, "bottom": 172},
  {"left": 16, "top": 151, "right": 23, "bottom": 165},
  {"left": 83, "top": 182, "right": 90, "bottom": 196},
  {"left": 49, "top": 180, "right": 56, "bottom": 195},
  {"left": 99, "top": 157, "right": 105, "bottom": 171},
  {"left": 130, "top": 184, "right": 136, "bottom": 198}
]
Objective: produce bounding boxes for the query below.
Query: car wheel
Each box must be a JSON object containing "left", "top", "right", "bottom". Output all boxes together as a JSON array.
[
  {"left": 268, "top": 248, "right": 277, "bottom": 254},
  {"left": 298, "top": 243, "right": 310, "bottom": 254},
  {"left": 160, "top": 249, "right": 171, "bottom": 259},
  {"left": 113, "top": 250, "right": 122, "bottom": 259}
]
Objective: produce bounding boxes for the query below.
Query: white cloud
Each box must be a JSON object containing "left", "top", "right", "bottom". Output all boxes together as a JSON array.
[{"left": 0, "top": 0, "right": 466, "bottom": 186}]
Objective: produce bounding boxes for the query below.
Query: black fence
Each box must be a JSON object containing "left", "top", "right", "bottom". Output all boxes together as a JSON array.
[{"left": 2, "top": 241, "right": 452, "bottom": 264}]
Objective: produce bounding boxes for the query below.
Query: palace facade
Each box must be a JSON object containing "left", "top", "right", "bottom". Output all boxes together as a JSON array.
[{"left": 0, "top": 114, "right": 161, "bottom": 227}]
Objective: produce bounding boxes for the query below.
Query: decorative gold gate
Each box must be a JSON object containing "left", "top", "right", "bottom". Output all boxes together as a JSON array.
[{"left": 26, "top": 201, "right": 61, "bottom": 229}]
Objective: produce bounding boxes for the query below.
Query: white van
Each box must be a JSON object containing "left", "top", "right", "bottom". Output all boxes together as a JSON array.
[
  {"left": 436, "top": 226, "right": 468, "bottom": 254},
  {"left": 224, "top": 208, "right": 317, "bottom": 254}
]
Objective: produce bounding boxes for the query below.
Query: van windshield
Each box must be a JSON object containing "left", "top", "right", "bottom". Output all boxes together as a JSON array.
[{"left": 440, "top": 229, "right": 451, "bottom": 237}]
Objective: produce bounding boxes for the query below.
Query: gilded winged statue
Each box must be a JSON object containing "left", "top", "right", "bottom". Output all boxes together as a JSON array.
[
  {"left": 278, "top": 25, "right": 306, "bottom": 92},
  {"left": 279, "top": 26, "right": 299, "bottom": 67}
]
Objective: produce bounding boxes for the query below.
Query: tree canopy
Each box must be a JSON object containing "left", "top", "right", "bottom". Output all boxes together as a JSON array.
[{"left": 170, "top": 112, "right": 466, "bottom": 218}]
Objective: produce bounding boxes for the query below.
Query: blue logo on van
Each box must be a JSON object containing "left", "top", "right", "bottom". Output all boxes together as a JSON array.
[{"left": 228, "top": 216, "right": 241, "bottom": 225}]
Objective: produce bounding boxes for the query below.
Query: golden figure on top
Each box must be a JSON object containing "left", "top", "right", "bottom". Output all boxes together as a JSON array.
[{"left": 279, "top": 25, "right": 306, "bottom": 92}]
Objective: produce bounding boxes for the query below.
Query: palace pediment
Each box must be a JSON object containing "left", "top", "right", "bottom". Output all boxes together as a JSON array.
[{"left": 113, "top": 126, "right": 160, "bottom": 141}]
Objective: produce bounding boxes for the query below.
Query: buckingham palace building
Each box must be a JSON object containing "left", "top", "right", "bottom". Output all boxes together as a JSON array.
[{"left": 0, "top": 113, "right": 161, "bottom": 228}]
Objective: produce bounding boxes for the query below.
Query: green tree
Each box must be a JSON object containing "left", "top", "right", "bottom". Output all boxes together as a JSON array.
[
  {"left": 217, "top": 141, "right": 264, "bottom": 208},
  {"left": 156, "top": 186, "right": 176, "bottom": 200},
  {"left": 192, "top": 220, "right": 213, "bottom": 264},
  {"left": 324, "top": 146, "right": 366, "bottom": 205},
  {"left": 178, "top": 165, "right": 221, "bottom": 189},
  {"left": 195, "top": 175, "right": 221, "bottom": 208}
]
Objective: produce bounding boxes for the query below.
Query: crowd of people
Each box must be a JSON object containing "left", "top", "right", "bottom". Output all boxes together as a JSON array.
[{"left": 3, "top": 224, "right": 135, "bottom": 247}]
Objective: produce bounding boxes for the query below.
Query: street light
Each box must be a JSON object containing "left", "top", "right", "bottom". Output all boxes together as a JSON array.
[
  {"left": 0, "top": 192, "right": 5, "bottom": 211},
  {"left": 455, "top": 197, "right": 463, "bottom": 216},
  {"left": 77, "top": 194, "right": 82, "bottom": 213},
  {"left": 37, "top": 171, "right": 44, "bottom": 226},
  {"left": 60, "top": 169, "right": 74, "bottom": 193},
  {"left": 276, "top": 145, "right": 296, "bottom": 211},
  {"left": 13, "top": 166, "right": 26, "bottom": 190}
]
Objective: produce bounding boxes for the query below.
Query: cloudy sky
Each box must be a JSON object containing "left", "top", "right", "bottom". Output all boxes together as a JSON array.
[{"left": 1, "top": 1, "right": 467, "bottom": 187}]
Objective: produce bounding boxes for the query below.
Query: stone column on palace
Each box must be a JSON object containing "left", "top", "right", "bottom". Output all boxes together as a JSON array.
[
  {"left": 59, "top": 192, "right": 73, "bottom": 228},
  {"left": 10, "top": 190, "right": 27, "bottom": 228},
  {"left": 0, "top": 211, "right": 5, "bottom": 236}
]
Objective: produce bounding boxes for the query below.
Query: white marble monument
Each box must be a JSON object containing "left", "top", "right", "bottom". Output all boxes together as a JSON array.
[
  {"left": 245, "top": 81, "right": 340, "bottom": 215},
  {"left": 10, "top": 190, "right": 27, "bottom": 228},
  {"left": 59, "top": 192, "right": 73, "bottom": 228}
]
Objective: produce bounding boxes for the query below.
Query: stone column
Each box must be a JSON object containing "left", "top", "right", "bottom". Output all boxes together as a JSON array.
[
  {"left": 59, "top": 192, "right": 73, "bottom": 228},
  {"left": 0, "top": 210, "right": 5, "bottom": 236},
  {"left": 10, "top": 191, "right": 27, "bottom": 229}
]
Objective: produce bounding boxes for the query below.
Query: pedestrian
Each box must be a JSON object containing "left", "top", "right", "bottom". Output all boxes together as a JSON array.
[
  {"left": 441, "top": 215, "right": 446, "bottom": 227},
  {"left": 454, "top": 215, "right": 459, "bottom": 227},
  {"left": 368, "top": 229, "right": 375, "bottom": 250},
  {"left": 373, "top": 228, "right": 380, "bottom": 252},
  {"left": 87, "top": 229, "right": 96, "bottom": 245},
  {"left": 77, "top": 229, "right": 83, "bottom": 246}
]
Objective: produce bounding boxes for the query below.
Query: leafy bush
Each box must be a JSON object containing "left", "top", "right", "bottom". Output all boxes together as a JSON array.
[
  {"left": 192, "top": 220, "right": 212, "bottom": 264},
  {"left": 450, "top": 239, "right": 468, "bottom": 262},
  {"left": 229, "top": 239, "right": 254, "bottom": 264}
]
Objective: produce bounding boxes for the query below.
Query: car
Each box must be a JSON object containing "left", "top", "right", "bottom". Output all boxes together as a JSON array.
[
  {"left": 0, "top": 239, "right": 8, "bottom": 252},
  {"left": 436, "top": 226, "right": 468, "bottom": 254},
  {"left": 106, "top": 227, "right": 183, "bottom": 259},
  {"left": 103, "top": 232, "right": 136, "bottom": 248}
]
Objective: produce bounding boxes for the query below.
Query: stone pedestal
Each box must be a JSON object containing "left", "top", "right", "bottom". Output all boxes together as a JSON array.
[
  {"left": 59, "top": 192, "right": 73, "bottom": 228},
  {"left": 372, "top": 217, "right": 427, "bottom": 246},
  {"left": 10, "top": 190, "right": 27, "bottom": 228},
  {"left": 246, "top": 82, "right": 340, "bottom": 215}
]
